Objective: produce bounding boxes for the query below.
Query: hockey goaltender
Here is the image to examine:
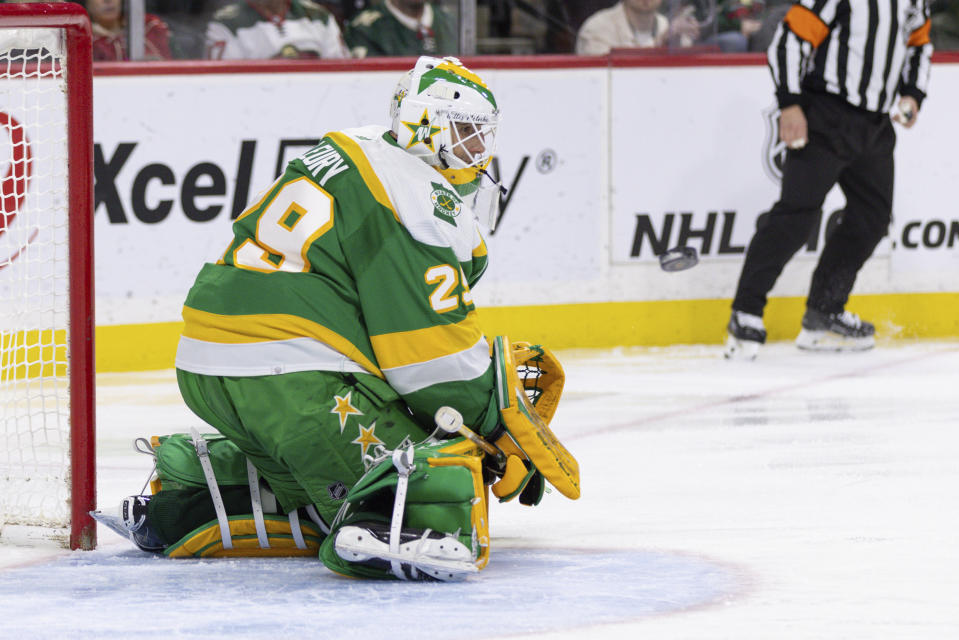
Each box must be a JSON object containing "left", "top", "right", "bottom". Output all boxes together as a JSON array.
[{"left": 93, "top": 56, "right": 579, "bottom": 582}]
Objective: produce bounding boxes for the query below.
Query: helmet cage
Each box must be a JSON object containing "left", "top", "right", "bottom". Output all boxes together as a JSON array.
[{"left": 443, "top": 111, "right": 498, "bottom": 171}]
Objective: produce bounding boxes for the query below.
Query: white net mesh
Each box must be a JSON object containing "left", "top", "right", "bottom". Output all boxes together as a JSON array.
[{"left": 0, "top": 27, "right": 72, "bottom": 536}]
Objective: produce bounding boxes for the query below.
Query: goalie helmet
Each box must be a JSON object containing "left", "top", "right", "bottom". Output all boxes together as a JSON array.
[
  {"left": 391, "top": 56, "right": 499, "bottom": 178},
  {"left": 390, "top": 56, "right": 504, "bottom": 228}
]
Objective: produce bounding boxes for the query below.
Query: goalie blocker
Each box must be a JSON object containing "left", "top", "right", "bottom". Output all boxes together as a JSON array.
[{"left": 92, "top": 336, "right": 579, "bottom": 581}]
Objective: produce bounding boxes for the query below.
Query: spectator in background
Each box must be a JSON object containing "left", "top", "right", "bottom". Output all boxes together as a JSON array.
[
  {"left": 344, "top": 0, "right": 456, "bottom": 58},
  {"left": 329, "top": 0, "right": 371, "bottom": 23},
  {"left": 85, "top": 0, "right": 174, "bottom": 60},
  {"left": 713, "top": 0, "right": 765, "bottom": 52},
  {"left": 205, "top": 0, "right": 350, "bottom": 59},
  {"left": 575, "top": 0, "right": 700, "bottom": 54}
]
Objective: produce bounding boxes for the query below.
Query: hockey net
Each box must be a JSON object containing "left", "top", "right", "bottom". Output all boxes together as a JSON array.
[{"left": 0, "top": 4, "right": 94, "bottom": 549}]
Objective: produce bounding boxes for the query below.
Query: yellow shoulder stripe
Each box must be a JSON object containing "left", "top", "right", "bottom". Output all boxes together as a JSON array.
[
  {"left": 325, "top": 131, "right": 401, "bottom": 224},
  {"left": 370, "top": 311, "right": 483, "bottom": 369},
  {"left": 182, "top": 306, "right": 383, "bottom": 377}
]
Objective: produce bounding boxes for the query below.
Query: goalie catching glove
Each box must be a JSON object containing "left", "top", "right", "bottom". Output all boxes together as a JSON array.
[{"left": 484, "top": 336, "right": 580, "bottom": 504}]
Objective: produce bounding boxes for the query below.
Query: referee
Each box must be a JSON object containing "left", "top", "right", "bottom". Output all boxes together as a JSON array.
[{"left": 725, "top": 0, "right": 933, "bottom": 359}]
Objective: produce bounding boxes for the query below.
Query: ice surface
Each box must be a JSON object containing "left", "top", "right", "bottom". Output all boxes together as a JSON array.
[{"left": 2, "top": 340, "right": 958, "bottom": 639}]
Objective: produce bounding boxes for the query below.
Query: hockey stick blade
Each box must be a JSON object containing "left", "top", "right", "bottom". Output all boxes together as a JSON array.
[{"left": 659, "top": 246, "right": 699, "bottom": 272}]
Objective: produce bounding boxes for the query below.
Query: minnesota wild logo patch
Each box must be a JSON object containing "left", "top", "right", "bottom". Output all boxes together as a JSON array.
[{"left": 430, "top": 182, "right": 463, "bottom": 225}]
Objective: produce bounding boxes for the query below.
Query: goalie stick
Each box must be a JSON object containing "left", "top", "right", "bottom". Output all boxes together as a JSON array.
[{"left": 434, "top": 407, "right": 499, "bottom": 456}]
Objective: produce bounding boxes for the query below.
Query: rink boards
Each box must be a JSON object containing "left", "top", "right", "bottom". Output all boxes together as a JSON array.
[{"left": 31, "top": 55, "right": 959, "bottom": 369}]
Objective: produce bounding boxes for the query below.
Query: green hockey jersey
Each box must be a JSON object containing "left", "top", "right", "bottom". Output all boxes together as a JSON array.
[
  {"left": 344, "top": 2, "right": 457, "bottom": 58},
  {"left": 175, "top": 126, "right": 495, "bottom": 427}
]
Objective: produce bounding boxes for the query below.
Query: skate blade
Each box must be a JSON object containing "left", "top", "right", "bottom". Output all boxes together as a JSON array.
[
  {"left": 795, "top": 329, "right": 875, "bottom": 352},
  {"left": 89, "top": 510, "right": 133, "bottom": 540},
  {"left": 723, "top": 334, "right": 760, "bottom": 360}
]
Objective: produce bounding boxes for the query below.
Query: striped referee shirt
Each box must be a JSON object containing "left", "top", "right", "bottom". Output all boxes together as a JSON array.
[{"left": 768, "top": 0, "right": 933, "bottom": 114}]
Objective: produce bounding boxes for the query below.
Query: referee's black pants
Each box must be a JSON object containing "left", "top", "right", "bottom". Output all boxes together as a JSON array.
[{"left": 732, "top": 92, "right": 896, "bottom": 318}]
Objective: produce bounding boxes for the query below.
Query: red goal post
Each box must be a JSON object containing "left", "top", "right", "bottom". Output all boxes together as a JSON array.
[{"left": 0, "top": 3, "right": 95, "bottom": 550}]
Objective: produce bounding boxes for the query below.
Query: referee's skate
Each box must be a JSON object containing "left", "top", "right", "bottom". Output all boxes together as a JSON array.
[{"left": 795, "top": 309, "right": 875, "bottom": 352}]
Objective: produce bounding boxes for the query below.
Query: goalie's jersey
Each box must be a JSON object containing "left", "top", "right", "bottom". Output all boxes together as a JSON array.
[{"left": 176, "top": 126, "right": 495, "bottom": 426}]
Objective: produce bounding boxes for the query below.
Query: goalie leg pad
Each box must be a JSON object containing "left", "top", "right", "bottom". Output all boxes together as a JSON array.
[
  {"left": 146, "top": 432, "right": 252, "bottom": 493},
  {"left": 164, "top": 513, "right": 324, "bottom": 558},
  {"left": 98, "top": 431, "right": 332, "bottom": 558},
  {"left": 319, "top": 439, "right": 489, "bottom": 580}
]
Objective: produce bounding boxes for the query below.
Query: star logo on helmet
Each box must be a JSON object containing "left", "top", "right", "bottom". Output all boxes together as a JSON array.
[{"left": 402, "top": 109, "right": 441, "bottom": 152}]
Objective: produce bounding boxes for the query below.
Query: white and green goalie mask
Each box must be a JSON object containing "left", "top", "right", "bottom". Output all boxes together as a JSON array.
[
  {"left": 391, "top": 56, "right": 503, "bottom": 228},
  {"left": 391, "top": 56, "right": 499, "bottom": 176}
]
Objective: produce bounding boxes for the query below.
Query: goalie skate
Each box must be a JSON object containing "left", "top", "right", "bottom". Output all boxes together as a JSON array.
[
  {"left": 90, "top": 496, "right": 165, "bottom": 552},
  {"left": 334, "top": 523, "right": 478, "bottom": 582}
]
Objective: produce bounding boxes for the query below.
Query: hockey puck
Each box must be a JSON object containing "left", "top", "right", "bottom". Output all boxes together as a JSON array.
[{"left": 658, "top": 246, "right": 699, "bottom": 272}]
